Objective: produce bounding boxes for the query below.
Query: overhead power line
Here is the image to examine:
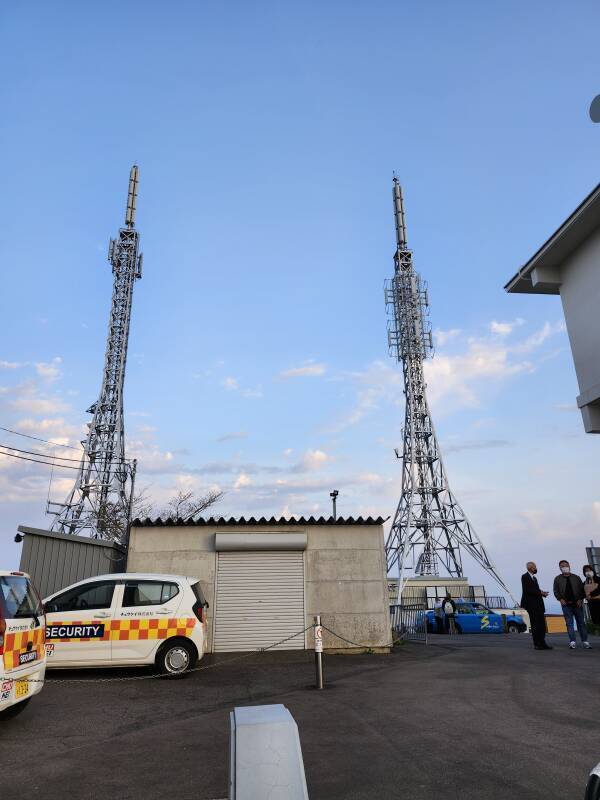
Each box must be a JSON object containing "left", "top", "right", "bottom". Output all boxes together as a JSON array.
[
  {"left": 0, "top": 443, "right": 84, "bottom": 463},
  {"left": 0, "top": 425, "right": 82, "bottom": 451},
  {"left": 0, "top": 448, "right": 81, "bottom": 470}
]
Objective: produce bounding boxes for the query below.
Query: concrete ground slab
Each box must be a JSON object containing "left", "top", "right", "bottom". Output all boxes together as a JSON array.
[{"left": 1, "top": 633, "right": 597, "bottom": 799}]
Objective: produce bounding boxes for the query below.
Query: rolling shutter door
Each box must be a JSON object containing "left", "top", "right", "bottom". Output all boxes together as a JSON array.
[{"left": 214, "top": 551, "right": 305, "bottom": 652}]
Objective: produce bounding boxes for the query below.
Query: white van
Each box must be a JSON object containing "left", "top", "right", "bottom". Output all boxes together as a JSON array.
[
  {"left": 0, "top": 570, "right": 46, "bottom": 718},
  {"left": 44, "top": 573, "right": 208, "bottom": 675}
]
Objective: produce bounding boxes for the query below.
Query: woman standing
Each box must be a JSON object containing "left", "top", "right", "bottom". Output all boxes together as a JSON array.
[{"left": 583, "top": 564, "right": 600, "bottom": 625}]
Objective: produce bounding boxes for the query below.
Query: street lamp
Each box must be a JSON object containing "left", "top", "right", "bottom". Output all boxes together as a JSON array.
[
  {"left": 590, "top": 95, "right": 600, "bottom": 123},
  {"left": 329, "top": 490, "right": 339, "bottom": 521}
]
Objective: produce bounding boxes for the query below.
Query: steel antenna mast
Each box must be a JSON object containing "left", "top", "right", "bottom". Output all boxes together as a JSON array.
[
  {"left": 384, "top": 177, "right": 514, "bottom": 602},
  {"left": 47, "top": 165, "right": 142, "bottom": 541}
]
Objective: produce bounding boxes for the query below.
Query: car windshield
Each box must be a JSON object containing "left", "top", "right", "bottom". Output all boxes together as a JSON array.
[{"left": 0, "top": 575, "right": 42, "bottom": 618}]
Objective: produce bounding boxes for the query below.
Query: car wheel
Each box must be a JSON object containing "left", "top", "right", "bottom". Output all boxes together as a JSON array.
[
  {"left": 156, "top": 638, "right": 196, "bottom": 677},
  {"left": 507, "top": 622, "right": 519, "bottom": 633},
  {"left": 0, "top": 698, "right": 31, "bottom": 718}
]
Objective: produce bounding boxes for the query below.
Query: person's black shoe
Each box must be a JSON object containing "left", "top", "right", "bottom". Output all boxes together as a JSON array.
[
  {"left": 534, "top": 645, "right": 545, "bottom": 650},
  {"left": 542, "top": 644, "right": 553, "bottom": 649}
]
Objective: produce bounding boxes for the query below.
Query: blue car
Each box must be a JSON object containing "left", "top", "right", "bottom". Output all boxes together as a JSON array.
[{"left": 426, "top": 601, "right": 526, "bottom": 634}]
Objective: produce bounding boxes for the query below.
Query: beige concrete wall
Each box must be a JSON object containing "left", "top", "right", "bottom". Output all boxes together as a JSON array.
[
  {"left": 128, "top": 526, "right": 217, "bottom": 650},
  {"left": 305, "top": 525, "right": 390, "bottom": 651},
  {"left": 127, "top": 522, "right": 390, "bottom": 653}
]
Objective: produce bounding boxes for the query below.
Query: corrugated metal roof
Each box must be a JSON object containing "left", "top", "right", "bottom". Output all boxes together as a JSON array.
[
  {"left": 17, "top": 525, "right": 123, "bottom": 549},
  {"left": 132, "top": 515, "right": 386, "bottom": 527}
]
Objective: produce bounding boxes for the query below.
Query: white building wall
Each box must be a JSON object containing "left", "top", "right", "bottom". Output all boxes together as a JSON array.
[{"left": 558, "top": 229, "right": 600, "bottom": 431}]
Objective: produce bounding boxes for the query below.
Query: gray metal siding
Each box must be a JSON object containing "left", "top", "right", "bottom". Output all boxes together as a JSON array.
[
  {"left": 19, "top": 530, "right": 122, "bottom": 598},
  {"left": 214, "top": 551, "right": 305, "bottom": 652}
]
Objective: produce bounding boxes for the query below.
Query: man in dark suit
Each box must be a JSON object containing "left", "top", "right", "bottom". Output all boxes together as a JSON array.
[{"left": 521, "top": 561, "right": 552, "bottom": 650}]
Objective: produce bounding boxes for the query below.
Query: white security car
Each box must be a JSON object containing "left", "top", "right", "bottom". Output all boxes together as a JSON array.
[
  {"left": 43, "top": 573, "right": 208, "bottom": 675},
  {"left": 1, "top": 570, "right": 46, "bottom": 718}
]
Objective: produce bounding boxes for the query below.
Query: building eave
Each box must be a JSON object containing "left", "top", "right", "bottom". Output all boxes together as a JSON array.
[{"left": 505, "top": 181, "right": 600, "bottom": 295}]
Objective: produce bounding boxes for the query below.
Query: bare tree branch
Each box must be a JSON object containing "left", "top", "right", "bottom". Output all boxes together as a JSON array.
[
  {"left": 94, "top": 487, "right": 225, "bottom": 543},
  {"left": 161, "top": 489, "right": 225, "bottom": 521}
]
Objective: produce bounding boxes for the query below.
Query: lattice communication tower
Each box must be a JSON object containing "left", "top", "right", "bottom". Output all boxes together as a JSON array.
[
  {"left": 384, "top": 178, "right": 513, "bottom": 601},
  {"left": 47, "top": 166, "right": 142, "bottom": 541}
]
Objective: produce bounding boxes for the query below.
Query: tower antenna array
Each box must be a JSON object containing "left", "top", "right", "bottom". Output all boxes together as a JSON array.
[
  {"left": 384, "top": 178, "right": 514, "bottom": 601},
  {"left": 47, "top": 166, "right": 142, "bottom": 541}
]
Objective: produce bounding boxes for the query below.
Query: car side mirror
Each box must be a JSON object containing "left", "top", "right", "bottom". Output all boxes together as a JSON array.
[
  {"left": 204, "top": 601, "right": 210, "bottom": 609},
  {"left": 585, "top": 764, "right": 600, "bottom": 800}
]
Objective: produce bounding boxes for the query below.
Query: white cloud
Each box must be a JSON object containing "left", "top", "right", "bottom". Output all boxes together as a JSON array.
[
  {"left": 0, "top": 360, "right": 25, "bottom": 370},
  {"left": 216, "top": 431, "right": 248, "bottom": 443},
  {"left": 278, "top": 361, "right": 327, "bottom": 379},
  {"left": 15, "top": 417, "right": 84, "bottom": 449},
  {"left": 424, "top": 320, "right": 565, "bottom": 411},
  {"left": 332, "top": 360, "right": 403, "bottom": 430},
  {"left": 222, "top": 376, "right": 262, "bottom": 399},
  {"left": 136, "top": 424, "right": 158, "bottom": 434},
  {"left": 241, "top": 387, "right": 263, "bottom": 399},
  {"left": 234, "top": 473, "right": 252, "bottom": 490},
  {"left": 291, "top": 449, "right": 330, "bottom": 473},
  {"left": 434, "top": 329, "right": 461, "bottom": 346},
  {"left": 35, "top": 357, "right": 62, "bottom": 381},
  {"left": 6, "top": 383, "right": 70, "bottom": 416},
  {"left": 489, "top": 318, "right": 524, "bottom": 336},
  {"left": 443, "top": 439, "right": 511, "bottom": 454},
  {"left": 334, "top": 319, "right": 566, "bottom": 427},
  {"left": 515, "top": 320, "right": 566, "bottom": 353},
  {"left": 424, "top": 339, "right": 533, "bottom": 410},
  {"left": 0, "top": 357, "right": 63, "bottom": 379}
]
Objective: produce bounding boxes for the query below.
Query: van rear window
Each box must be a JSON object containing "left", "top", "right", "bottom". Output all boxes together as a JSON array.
[{"left": 0, "top": 576, "right": 42, "bottom": 619}]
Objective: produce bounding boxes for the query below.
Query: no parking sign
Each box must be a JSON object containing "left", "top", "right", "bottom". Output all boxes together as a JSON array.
[{"left": 314, "top": 624, "right": 323, "bottom": 653}]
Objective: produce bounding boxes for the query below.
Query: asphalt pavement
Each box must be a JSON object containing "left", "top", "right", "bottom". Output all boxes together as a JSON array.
[{"left": 1, "top": 632, "right": 598, "bottom": 799}]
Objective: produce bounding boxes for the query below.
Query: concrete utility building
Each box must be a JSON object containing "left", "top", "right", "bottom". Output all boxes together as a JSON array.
[
  {"left": 127, "top": 516, "right": 390, "bottom": 653},
  {"left": 505, "top": 182, "right": 600, "bottom": 433}
]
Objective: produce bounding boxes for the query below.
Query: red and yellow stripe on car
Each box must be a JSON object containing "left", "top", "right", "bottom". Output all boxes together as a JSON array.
[
  {"left": 45, "top": 617, "right": 196, "bottom": 643},
  {"left": 3, "top": 626, "right": 45, "bottom": 671}
]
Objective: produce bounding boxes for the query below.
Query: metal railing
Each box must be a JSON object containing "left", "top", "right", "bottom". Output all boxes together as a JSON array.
[
  {"left": 390, "top": 603, "right": 428, "bottom": 643},
  {"left": 387, "top": 583, "right": 510, "bottom": 609}
]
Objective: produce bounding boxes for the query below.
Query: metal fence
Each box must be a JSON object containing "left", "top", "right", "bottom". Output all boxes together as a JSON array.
[
  {"left": 387, "top": 581, "right": 509, "bottom": 609},
  {"left": 390, "top": 603, "right": 428, "bottom": 643}
]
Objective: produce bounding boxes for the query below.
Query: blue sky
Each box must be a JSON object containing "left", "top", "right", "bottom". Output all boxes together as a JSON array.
[{"left": 1, "top": 1, "right": 599, "bottom": 604}]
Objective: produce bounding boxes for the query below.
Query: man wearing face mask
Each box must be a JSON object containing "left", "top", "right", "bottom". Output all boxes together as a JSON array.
[
  {"left": 553, "top": 560, "right": 591, "bottom": 649},
  {"left": 521, "top": 561, "right": 551, "bottom": 650}
]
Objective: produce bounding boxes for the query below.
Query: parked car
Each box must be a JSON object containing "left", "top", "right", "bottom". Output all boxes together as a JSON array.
[
  {"left": 43, "top": 573, "right": 208, "bottom": 675},
  {"left": 425, "top": 601, "right": 527, "bottom": 634},
  {"left": 1, "top": 570, "right": 46, "bottom": 717}
]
